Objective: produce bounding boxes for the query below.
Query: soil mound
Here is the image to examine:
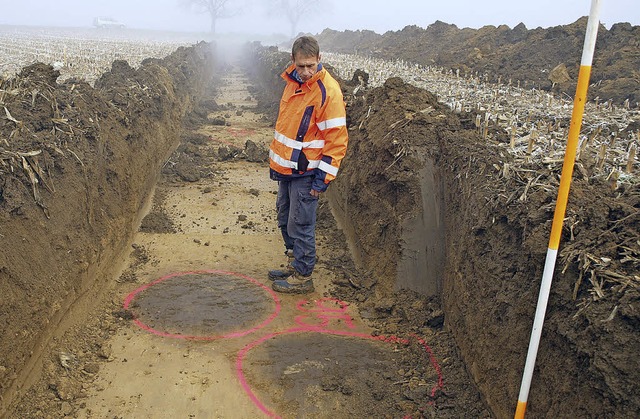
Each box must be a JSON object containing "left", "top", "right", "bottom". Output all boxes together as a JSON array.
[
  {"left": 0, "top": 42, "right": 215, "bottom": 412},
  {"left": 316, "top": 18, "right": 640, "bottom": 105},
  {"left": 243, "top": 43, "right": 291, "bottom": 123}
]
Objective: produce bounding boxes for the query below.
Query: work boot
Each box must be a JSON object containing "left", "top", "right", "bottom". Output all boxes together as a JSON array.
[
  {"left": 272, "top": 270, "right": 314, "bottom": 294},
  {"left": 268, "top": 249, "right": 294, "bottom": 281}
]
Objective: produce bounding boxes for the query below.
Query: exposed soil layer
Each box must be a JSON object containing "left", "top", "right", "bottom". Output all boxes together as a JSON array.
[
  {"left": 0, "top": 42, "right": 216, "bottom": 413},
  {"left": 343, "top": 76, "right": 639, "bottom": 418},
  {"left": 316, "top": 17, "right": 640, "bottom": 105},
  {"left": 1, "top": 42, "right": 493, "bottom": 418}
]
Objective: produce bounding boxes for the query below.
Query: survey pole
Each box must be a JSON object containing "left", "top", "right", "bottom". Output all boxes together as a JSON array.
[{"left": 514, "top": 1, "right": 602, "bottom": 417}]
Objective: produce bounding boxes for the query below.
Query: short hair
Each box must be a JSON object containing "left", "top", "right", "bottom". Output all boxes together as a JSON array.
[{"left": 292, "top": 36, "right": 320, "bottom": 58}]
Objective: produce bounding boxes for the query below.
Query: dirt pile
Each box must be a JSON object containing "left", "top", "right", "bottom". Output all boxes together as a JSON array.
[
  {"left": 316, "top": 18, "right": 640, "bottom": 105},
  {"left": 248, "top": 43, "right": 639, "bottom": 417},
  {"left": 0, "top": 42, "right": 215, "bottom": 412},
  {"left": 243, "top": 42, "right": 291, "bottom": 123}
]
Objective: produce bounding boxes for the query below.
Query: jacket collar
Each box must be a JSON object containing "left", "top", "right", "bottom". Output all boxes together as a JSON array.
[{"left": 283, "top": 63, "right": 324, "bottom": 85}]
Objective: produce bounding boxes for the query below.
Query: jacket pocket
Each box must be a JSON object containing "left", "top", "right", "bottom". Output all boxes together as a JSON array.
[{"left": 297, "top": 152, "right": 309, "bottom": 173}]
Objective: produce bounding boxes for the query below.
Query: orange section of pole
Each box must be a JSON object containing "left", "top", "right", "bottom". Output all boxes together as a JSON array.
[
  {"left": 515, "top": 400, "right": 527, "bottom": 418},
  {"left": 548, "top": 65, "right": 592, "bottom": 250}
]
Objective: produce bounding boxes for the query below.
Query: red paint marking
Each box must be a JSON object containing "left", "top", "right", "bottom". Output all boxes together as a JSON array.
[
  {"left": 292, "top": 313, "right": 356, "bottom": 329},
  {"left": 236, "top": 329, "right": 290, "bottom": 418},
  {"left": 294, "top": 298, "right": 356, "bottom": 329},
  {"left": 411, "top": 333, "right": 444, "bottom": 398},
  {"left": 236, "top": 298, "right": 445, "bottom": 417},
  {"left": 295, "top": 297, "right": 350, "bottom": 313},
  {"left": 208, "top": 136, "right": 235, "bottom": 147},
  {"left": 123, "top": 270, "right": 281, "bottom": 340},
  {"left": 224, "top": 127, "right": 256, "bottom": 138}
]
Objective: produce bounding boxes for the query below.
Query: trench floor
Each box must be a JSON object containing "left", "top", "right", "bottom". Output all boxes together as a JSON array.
[{"left": 66, "top": 66, "right": 447, "bottom": 418}]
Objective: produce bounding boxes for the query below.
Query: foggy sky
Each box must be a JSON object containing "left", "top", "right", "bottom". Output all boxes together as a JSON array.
[{"left": 1, "top": 0, "right": 638, "bottom": 36}]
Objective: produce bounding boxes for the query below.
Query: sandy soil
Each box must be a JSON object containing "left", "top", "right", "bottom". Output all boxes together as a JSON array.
[{"left": 5, "top": 62, "right": 488, "bottom": 418}]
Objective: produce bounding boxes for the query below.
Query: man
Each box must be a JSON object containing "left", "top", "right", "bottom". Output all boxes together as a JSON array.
[{"left": 268, "top": 36, "right": 349, "bottom": 294}]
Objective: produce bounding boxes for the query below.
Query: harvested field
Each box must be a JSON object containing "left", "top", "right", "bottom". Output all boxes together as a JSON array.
[
  {"left": 316, "top": 17, "right": 640, "bottom": 105},
  {"left": 1, "top": 22, "right": 639, "bottom": 419},
  {"left": 0, "top": 26, "right": 200, "bottom": 85}
]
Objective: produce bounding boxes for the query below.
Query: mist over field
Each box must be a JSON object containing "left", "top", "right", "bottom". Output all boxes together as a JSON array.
[{"left": 0, "top": 0, "right": 638, "bottom": 36}]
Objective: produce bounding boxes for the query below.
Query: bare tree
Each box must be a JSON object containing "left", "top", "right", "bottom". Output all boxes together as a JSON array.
[
  {"left": 268, "top": 0, "right": 322, "bottom": 38},
  {"left": 180, "top": 0, "right": 241, "bottom": 33}
]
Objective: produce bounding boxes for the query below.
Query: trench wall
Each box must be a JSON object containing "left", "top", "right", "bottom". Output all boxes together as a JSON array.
[
  {"left": 335, "top": 77, "right": 634, "bottom": 417},
  {"left": 339, "top": 79, "right": 637, "bottom": 418},
  {"left": 0, "top": 42, "right": 215, "bottom": 414},
  {"left": 247, "top": 43, "right": 636, "bottom": 418},
  {"left": 329, "top": 151, "right": 445, "bottom": 297}
]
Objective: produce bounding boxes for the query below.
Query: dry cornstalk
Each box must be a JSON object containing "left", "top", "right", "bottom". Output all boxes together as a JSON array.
[
  {"left": 4, "top": 106, "right": 20, "bottom": 125},
  {"left": 502, "top": 162, "right": 510, "bottom": 179},
  {"left": 526, "top": 129, "right": 537, "bottom": 161},
  {"left": 577, "top": 134, "right": 591, "bottom": 161},
  {"left": 589, "top": 270, "right": 605, "bottom": 300},
  {"left": 597, "top": 143, "right": 607, "bottom": 170},
  {"left": 21, "top": 155, "right": 40, "bottom": 201},
  {"left": 626, "top": 143, "right": 637, "bottom": 173},
  {"left": 518, "top": 177, "right": 533, "bottom": 202},
  {"left": 588, "top": 126, "right": 602, "bottom": 147}
]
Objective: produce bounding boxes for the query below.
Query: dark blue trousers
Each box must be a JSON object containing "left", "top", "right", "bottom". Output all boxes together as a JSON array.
[{"left": 276, "top": 176, "right": 318, "bottom": 276}]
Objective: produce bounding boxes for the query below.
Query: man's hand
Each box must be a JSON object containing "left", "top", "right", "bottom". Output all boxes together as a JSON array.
[{"left": 310, "top": 189, "right": 321, "bottom": 198}]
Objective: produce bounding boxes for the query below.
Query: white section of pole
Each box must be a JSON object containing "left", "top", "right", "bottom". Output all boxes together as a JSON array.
[{"left": 581, "top": 0, "right": 603, "bottom": 66}]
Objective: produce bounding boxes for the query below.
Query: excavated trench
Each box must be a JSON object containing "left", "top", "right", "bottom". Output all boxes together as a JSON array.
[
  {"left": 1, "top": 39, "right": 638, "bottom": 418},
  {"left": 329, "top": 153, "right": 445, "bottom": 297}
]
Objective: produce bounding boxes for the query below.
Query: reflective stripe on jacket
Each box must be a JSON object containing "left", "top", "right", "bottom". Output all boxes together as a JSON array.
[{"left": 269, "top": 63, "right": 348, "bottom": 192}]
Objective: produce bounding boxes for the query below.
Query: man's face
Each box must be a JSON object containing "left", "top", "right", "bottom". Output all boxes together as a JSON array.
[{"left": 292, "top": 53, "right": 320, "bottom": 83}]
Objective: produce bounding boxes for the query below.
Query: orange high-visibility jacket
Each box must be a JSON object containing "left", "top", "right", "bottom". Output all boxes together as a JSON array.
[{"left": 269, "top": 63, "right": 348, "bottom": 192}]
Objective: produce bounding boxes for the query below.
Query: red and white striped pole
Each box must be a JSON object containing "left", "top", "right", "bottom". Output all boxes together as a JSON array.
[{"left": 514, "top": 1, "right": 602, "bottom": 417}]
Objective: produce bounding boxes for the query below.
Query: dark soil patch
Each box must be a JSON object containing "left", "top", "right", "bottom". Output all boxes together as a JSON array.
[
  {"left": 243, "top": 332, "right": 491, "bottom": 418},
  {"left": 127, "top": 272, "right": 276, "bottom": 337}
]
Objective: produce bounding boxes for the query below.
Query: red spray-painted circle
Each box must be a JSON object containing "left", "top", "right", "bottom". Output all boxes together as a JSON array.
[
  {"left": 236, "top": 327, "right": 443, "bottom": 417},
  {"left": 123, "top": 270, "right": 281, "bottom": 340}
]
